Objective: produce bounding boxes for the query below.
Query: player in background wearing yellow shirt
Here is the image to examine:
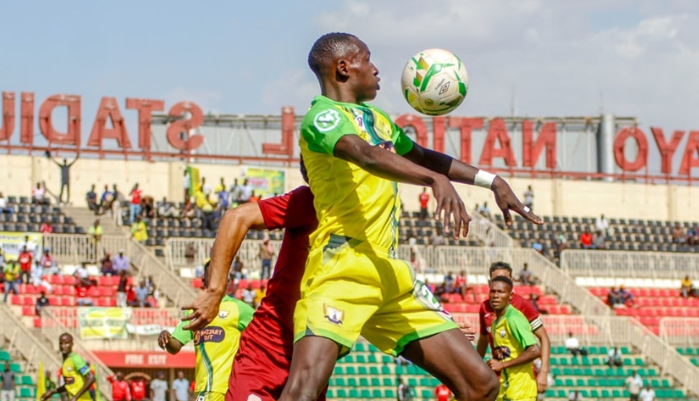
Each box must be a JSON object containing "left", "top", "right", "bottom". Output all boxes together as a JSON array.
[
  {"left": 279, "top": 32, "right": 541, "bottom": 401},
  {"left": 488, "top": 276, "right": 541, "bottom": 401},
  {"left": 158, "top": 263, "right": 254, "bottom": 401},
  {"left": 41, "top": 333, "right": 95, "bottom": 401}
]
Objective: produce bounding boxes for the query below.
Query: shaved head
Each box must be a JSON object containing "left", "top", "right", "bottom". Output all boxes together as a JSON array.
[{"left": 308, "top": 32, "right": 359, "bottom": 76}]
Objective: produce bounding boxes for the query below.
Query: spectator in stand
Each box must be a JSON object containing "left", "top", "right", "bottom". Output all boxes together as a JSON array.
[
  {"left": 31, "top": 261, "right": 53, "bottom": 293},
  {"left": 625, "top": 370, "right": 643, "bottom": 401},
  {"left": 687, "top": 226, "right": 698, "bottom": 246},
  {"left": 517, "top": 263, "right": 536, "bottom": 286},
  {"left": 248, "top": 191, "right": 261, "bottom": 203},
  {"left": 478, "top": 202, "right": 492, "bottom": 220},
  {"left": 595, "top": 214, "right": 610, "bottom": 236},
  {"left": 434, "top": 383, "right": 452, "bottom": 401},
  {"left": 639, "top": 384, "right": 655, "bottom": 401},
  {"left": 579, "top": 227, "right": 594, "bottom": 249},
  {"left": 35, "top": 291, "right": 50, "bottom": 316},
  {"left": 18, "top": 246, "right": 33, "bottom": 284},
  {"left": 568, "top": 390, "right": 584, "bottom": 401},
  {"left": 258, "top": 237, "right": 275, "bottom": 280},
  {"left": 0, "top": 192, "right": 14, "bottom": 214},
  {"left": 523, "top": 185, "right": 534, "bottom": 211},
  {"left": 32, "top": 182, "right": 48, "bottom": 205},
  {"left": 592, "top": 230, "right": 606, "bottom": 250},
  {"left": 564, "top": 332, "right": 587, "bottom": 357},
  {"left": 116, "top": 270, "right": 128, "bottom": 308},
  {"left": 554, "top": 233, "right": 568, "bottom": 259},
  {"left": 40, "top": 248, "right": 60, "bottom": 276},
  {"left": 88, "top": 219, "right": 103, "bottom": 244},
  {"left": 74, "top": 262, "right": 94, "bottom": 287},
  {"left": 231, "top": 256, "right": 245, "bottom": 280},
  {"left": 1, "top": 361, "right": 16, "bottom": 401},
  {"left": 130, "top": 216, "right": 149, "bottom": 244},
  {"left": 149, "top": 372, "right": 168, "bottom": 401},
  {"left": 254, "top": 284, "right": 266, "bottom": 308},
  {"left": 40, "top": 220, "right": 54, "bottom": 234},
  {"left": 2, "top": 259, "right": 20, "bottom": 303},
  {"left": 141, "top": 196, "right": 155, "bottom": 219},
  {"left": 126, "top": 284, "right": 137, "bottom": 307},
  {"left": 129, "top": 184, "right": 143, "bottom": 224},
  {"left": 454, "top": 270, "right": 477, "bottom": 302},
  {"left": 180, "top": 200, "right": 196, "bottom": 220},
  {"left": 606, "top": 346, "right": 623, "bottom": 367},
  {"left": 20, "top": 235, "right": 38, "bottom": 259},
  {"left": 229, "top": 178, "right": 243, "bottom": 206},
  {"left": 430, "top": 227, "right": 446, "bottom": 247},
  {"left": 183, "top": 170, "right": 191, "bottom": 203},
  {"left": 397, "top": 377, "right": 414, "bottom": 401},
  {"left": 157, "top": 197, "right": 179, "bottom": 218},
  {"left": 194, "top": 187, "right": 215, "bottom": 231},
  {"left": 201, "top": 177, "right": 212, "bottom": 196},
  {"left": 680, "top": 275, "right": 696, "bottom": 299},
  {"left": 135, "top": 279, "right": 152, "bottom": 308},
  {"left": 418, "top": 187, "right": 430, "bottom": 220},
  {"left": 100, "top": 253, "right": 116, "bottom": 276},
  {"left": 127, "top": 374, "right": 147, "bottom": 401},
  {"left": 75, "top": 280, "right": 94, "bottom": 306},
  {"left": 618, "top": 285, "right": 635, "bottom": 308},
  {"left": 607, "top": 287, "right": 622, "bottom": 308},
  {"left": 100, "top": 185, "right": 115, "bottom": 217},
  {"left": 113, "top": 250, "right": 129, "bottom": 273},
  {"left": 241, "top": 283, "right": 256, "bottom": 308},
  {"left": 171, "top": 371, "right": 189, "bottom": 401},
  {"left": 86, "top": 185, "right": 100, "bottom": 215},
  {"left": 107, "top": 372, "right": 131, "bottom": 401},
  {"left": 53, "top": 156, "right": 79, "bottom": 205},
  {"left": 671, "top": 223, "right": 685, "bottom": 244},
  {"left": 240, "top": 179, "right": 253, "bottom": 203}
]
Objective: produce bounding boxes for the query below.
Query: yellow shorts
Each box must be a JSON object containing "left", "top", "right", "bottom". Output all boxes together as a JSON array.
[
  {"left": 194, "top": 392, "right": 225, "bottom": 401},
  {"left": 293, "top": 235, "right": 457, "bottom": 356}
]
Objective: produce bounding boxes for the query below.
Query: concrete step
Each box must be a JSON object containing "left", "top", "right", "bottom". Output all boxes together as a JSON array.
[{"left": 61, "top": 206, "right": 125, "bottom": 236}]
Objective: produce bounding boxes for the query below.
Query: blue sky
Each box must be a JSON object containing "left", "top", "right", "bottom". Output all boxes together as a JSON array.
[{"left": 1, "top": 0, "right": 698, "bottom": 132}]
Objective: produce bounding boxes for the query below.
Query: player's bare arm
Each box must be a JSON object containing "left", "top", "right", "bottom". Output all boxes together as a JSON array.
[
  {"left": 70, "top": 372, "right": 95, "bottom": 401},
  {"left": 476, "top": 333, "right": 489, "bottom": 358},
  {"left": 403, "top": 143, "right": 542, "bottom": 226},
  {"left": 334, "top": 135, "right": 470, "bottom": 237},
  {"left": 487, "top": 343, "right": 541, "bottom": 374},
  {"left": 534, "top": 326, "right": 551, "bottom": 392},
  {"left": 181, "top": 202, "right": 266, "bottom": 331}
]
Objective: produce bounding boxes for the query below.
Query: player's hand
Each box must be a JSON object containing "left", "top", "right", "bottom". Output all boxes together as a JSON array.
[
  {"left": 457, "top": 321, "right": 477, "bottom": 342},
  {"left": 536, "top": 370, "right": 549, "bottom": 392},
  {"left": 431, "top": 175, "right": 470, "bottom": 238},
  {"left": 486, "top": 358, "right": 505, "bottom": 373},
  {"left": 158, "top": 330, "right": 172, "bottom": 350},
  {"left": 491, "top": 177, "right": 542, "bottom": 227},
  {"left": 180, "top": 289, "right": 224, "bottom": 331},
  {"left": 41, "top": 391, "right": 53, "bottom": 401}
]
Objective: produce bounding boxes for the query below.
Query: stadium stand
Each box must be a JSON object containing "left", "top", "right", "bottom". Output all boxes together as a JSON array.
[{"left": 0, "top": 196, "right": 81, "bottom": 234}]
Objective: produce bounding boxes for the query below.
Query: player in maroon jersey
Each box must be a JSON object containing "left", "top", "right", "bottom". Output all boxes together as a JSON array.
[
  {"left": 180, "top": 186, "right": 323, "bottom": 401},
  {"left": 477, "top": 261, "right": 551, "bottom": 393}
]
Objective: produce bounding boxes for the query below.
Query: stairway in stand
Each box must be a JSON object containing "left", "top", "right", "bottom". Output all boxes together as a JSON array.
[{"left": 61, "top": 206, "right": 125, "bottom": 236}]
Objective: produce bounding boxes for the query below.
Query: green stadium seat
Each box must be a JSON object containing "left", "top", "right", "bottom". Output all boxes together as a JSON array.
[
  {"left": 382, "top": 378, "right": 393, "bottom": 386},
  {"left": 580, "top": 390, "right": 589, "bottom": 397},
  {"left": 345, "top": 366, "right": 356, "bottom": 375},
  {"left": 588, "top": 346, "right": 599, "bottom": 354},
  {"left": 336, "top": 377, "right": 347, "bottom": 386},
  {"left": 564, "top": 379, "right": 574, "bottom": 386},
  {"left": 612, "top": 389, "right": 622, "bottom": 398},
  {"left": 601, "top": 390, "right": 611, "bottom": 398},
  {"left": 370, "top": 377, "right": 380, "bottom": 386},
  {"left": 325, "top": 389, "right": 334, "bottom": 398},
  {"left": 545, "top": 390, "right": 555, "bottom": 398},
  {"left": 349, "top": 389, "right": 359, "bottom": 398},
  {"left": 621, "top": 346, "right": 630, "bottom": 354},
  {"left": 10, "top": 363, "right": 21, "bottom": 373},
  {"left": 554, "top": 379, "right": 564, "bottom": 387},
  {"left": 359, "top": 378, "right": 369, "bottom": 387},
  {"left": 408, "top": 378, "right": 418, "bottom": 387},
  {"left": 384, "top": 389, "right": 395, "bottom": 398},
  {"left": 575, "top": 379, "right": 585, "bottom": 386},
  {"left": 582, "top": 367, "right": 593, "bottom": 376},
  {"left": 20, "top": 388, "right": 34, "bottom": 398},
  {"left": 380, "top": 366, "right": 391, "bottom": 375},
  {"left": 347, "top": 377, "right": 357, "bottom": 387},
  {"left": 371, "top": 389, "right": 382, "bottom": 398},
  {"left": 381, "top": 355, "right": 393, "bottom": 364},
  {"left": 357, "top": 366, "right": 367, "bottom": 375},
  {"left": 586, "top": 378, "right": 597, "bottom": 386},
  {"left": 336, "top": 389, "right": 346, "bottom": 398},
  {"left": 599, "top": 346, "right": 609, "bottom": 354},
  {"left": 343, "top": 355, "right": 354, "bottom": 363},
  {"left": 590, "top": 389, "right": 600, "bottom": 398},
  {"left": 355, "top": 354, "right": 366, "bottom": 363},
  {"left": 395, "top": 366, "right": 404, "bottom": 375},
  {"left": 369, "top": 366, "right": 379, "bottom": 375},
  {"left": 360, "top": 389, "right": 371, "bottom": 398},
  {"left": 421, "top": 389, "right": 432, "bottom": 398},
  {"left": 354, "top": 343, "right": 366, "bottom": 352},
  {"left": 333, "top": 366, "right": 343, "bottom": 375},
  {"left": 553, "top": 346, "right": 566, "bottom": 354},
  {"left": 0, "top": 350, "right": 10, "bottom": 361},
  {"left": 368, "top": 344, "right": 379, "bottom": 353},
  {"left": 677, "top": 348, "right": 687, "bottom": 355},
  {"left": 367, "top": 354, "right": 378, "bottom": 363},
  {"left": 556, "top": 390, "right": 567, "bottom": 398},
  {"left": 21, "top": 375, "right": 33, "bottom": 385}
]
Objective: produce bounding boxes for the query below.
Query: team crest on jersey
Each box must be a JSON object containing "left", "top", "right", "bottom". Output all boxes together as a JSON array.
[
  {"left": 499, "top": 329, "right": 506, "bottom": 338},
  {"left": 323, "top": 304, "right": 344, "bottom": 325},
  {"left": 351, "top": 109, "right": 365, "bottom": 130},
  {"left": 247, "top": 395, "right": 262, "bottom": 401},
  {"left": 218, "top": 310, "right": 229, "bottom": 319},
  {"left": 314, "top": 109, "right": 341, "bottom": 132}
]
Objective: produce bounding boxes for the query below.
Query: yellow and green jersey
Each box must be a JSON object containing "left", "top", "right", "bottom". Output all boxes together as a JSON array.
[
  {"left": 61, "top": 352, "right": 93, "bottom": 401},
  {"left": 172, "top": 296, "right": 254, "bottom": 394},
  {"left": 491, "top": 305, "right": 539, "bottom": 401},
  {"left": 300, "top": 95, "right": 414, "bottom": 256}
]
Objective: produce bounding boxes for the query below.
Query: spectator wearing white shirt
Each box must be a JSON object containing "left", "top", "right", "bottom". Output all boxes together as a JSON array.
[
  {"left": 523, "top": 185, "right": 534, "bottom": 211},
  {"left": 0, "top": 192, "right": 14, "bottom": 214},
  {"left": 240, "top": 179, "right": 253, "bottom": 203},
  {"left": 32, "top": 182, "right": 47, "bottom": 205},
  {"left": 625, "top": 370, "right": 643, "bottom": 401},
  {"left": 606, "top": 346, "right": 623, "bottom": 367},
  {"left": 595, "top": 214, "right": 610, "bottom": 236},
  {"left": 568, "top": 390, "right": 584, "bottom": 401},
  {"left": 639, "top": 384, "right": 655, "bottom": 401},
  {"left": 564, "top": 332, "right": 588, "bottom": 356},
  {"left": 113, "top": 251, "right": 130, "bottom": 273}
]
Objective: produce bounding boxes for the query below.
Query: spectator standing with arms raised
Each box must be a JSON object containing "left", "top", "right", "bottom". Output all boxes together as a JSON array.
[
  {"left": 52, "top": 155, "right": 79, "bottom": 205},
  {"left": 258, "top": 237, "right": 275, "bottom": 280}
]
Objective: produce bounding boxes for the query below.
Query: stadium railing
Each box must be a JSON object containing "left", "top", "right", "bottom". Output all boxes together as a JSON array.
[
  {"left": 44, "top": 234, "right": 197, "bottom": 307},
  {"left": 560, "top": 249, "right": 699, "bottom": 280},
  {"left": 40, "top": 308, "right": 114, "bottom": 401},
  {"left": 660, "top": 318, "right": 699, "bottom": 348},
  {"left": 0, "top": 303, "right": 62, "bottom": 380},
  {"left": 467, "top": 208, "right": 515, "bottom": 248}
]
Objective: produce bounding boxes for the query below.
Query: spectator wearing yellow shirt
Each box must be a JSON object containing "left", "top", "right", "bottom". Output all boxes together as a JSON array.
[
  {"left": 254, "top": 285, "right": 266, "bottom": 308},
  {"left": 3, "top": 259, "right": 20, "bottom": 302},
  {"left": 680, "top": 275, "right": 696, "bottom": 299},
  {"left": 130, "top": 216, "right": 149, "bottom": 243}
]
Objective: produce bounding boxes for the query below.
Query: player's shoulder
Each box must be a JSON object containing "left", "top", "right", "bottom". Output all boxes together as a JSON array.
[
  {"left": 301, "top": 96, "right": 345, "bottom": 125},
  {"left": 504, "top": 304, "right": 529, "bottom": 321}
]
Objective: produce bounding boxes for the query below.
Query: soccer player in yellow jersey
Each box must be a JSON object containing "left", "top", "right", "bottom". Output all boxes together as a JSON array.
[
  {"left": 158, "top": 263, "right": 254, "bottom": 401},
  {"left": 41, "top": 333, "right": 95, "bottom": 401},
  {"left": 279, "top": 32, "right": 542, "bottom": 401},
  {"left": 487, "top": 276, "right": 541, "bottom": 401}
]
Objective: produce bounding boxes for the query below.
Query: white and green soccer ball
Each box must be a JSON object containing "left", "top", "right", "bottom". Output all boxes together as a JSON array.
[{"left": 401, "top": 48, "right": 469, "bottom": 116}]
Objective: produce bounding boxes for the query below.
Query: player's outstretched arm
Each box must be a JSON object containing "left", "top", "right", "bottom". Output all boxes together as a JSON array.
[
  {"left": 181, "top": 202, "right": 266, "bottom": 331},
  {"left": 534, "top": 327, "right": 551, "bottom": 392},
  {"left": 334, "top": 135, "right": 470, "bottom": 237},
  {"left": 158, "top": 330, "right": 183, "bottom": 354},
  {"left": 403, "top": 143, "right": 542, "bottom": 227},
  {"left": 487, "top": 344, "right": 541, "bottom": 374}
]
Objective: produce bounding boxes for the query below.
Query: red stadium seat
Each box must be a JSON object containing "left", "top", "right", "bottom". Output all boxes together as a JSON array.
[
  {"left": 61, "top": 276, "right": 76, "bottom": 286},
  {"left": 61, "top": 297, "right": 75, "bottom": 307},
  {"left": 33, "top": 318, "right": 42, "bottom": 328},
  {"left": 443, "top": 303, "right": 466, "bottom": 313},
  {"left": 48, "top": 276, "right": 61, "bottom": 285},
  {"left": 251, "top": 280, "right": 261, "bottom": 289},
  {"left": 192, "top": 278, "right": 203, "bottom": 288},
  {"left": 87, "top": 287, "right": 100, "bottom": 297},
  {"left": 99, "top": 287, "right": 116, "bottom": 297},
  {"left": 48, "top": 297, "right": 60, "bottom": 306},
  {"left": 22, "top": 306, "right": 35, "bottom": 316}
]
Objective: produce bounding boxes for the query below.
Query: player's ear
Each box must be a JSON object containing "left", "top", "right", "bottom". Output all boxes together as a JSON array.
[{"left": 336, "top": 59, "right": 351, "bottom": 79}]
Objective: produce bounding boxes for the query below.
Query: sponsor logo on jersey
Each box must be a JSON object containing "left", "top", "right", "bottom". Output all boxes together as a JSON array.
[
  {"left": 323, "top": 304, "right": 344, "bottom": 325},
  {"left": 194, "top": 326, "right": 225, "bottom": 344}
]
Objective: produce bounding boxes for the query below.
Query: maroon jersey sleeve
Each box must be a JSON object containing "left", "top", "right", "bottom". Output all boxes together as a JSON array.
[
  {"left": 479, "top": 301, "right": 488, "bottom": 336},
  {"left": 512, "top": 293, "right": 544, "bottom": 332},
  {"left": 257, "top": 186, "right": 317, "bottom": 231}
]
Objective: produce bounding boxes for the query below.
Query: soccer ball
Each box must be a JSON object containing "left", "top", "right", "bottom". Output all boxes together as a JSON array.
[{"left": 401, "top": 48, "right": 469, "bottom": 116}]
